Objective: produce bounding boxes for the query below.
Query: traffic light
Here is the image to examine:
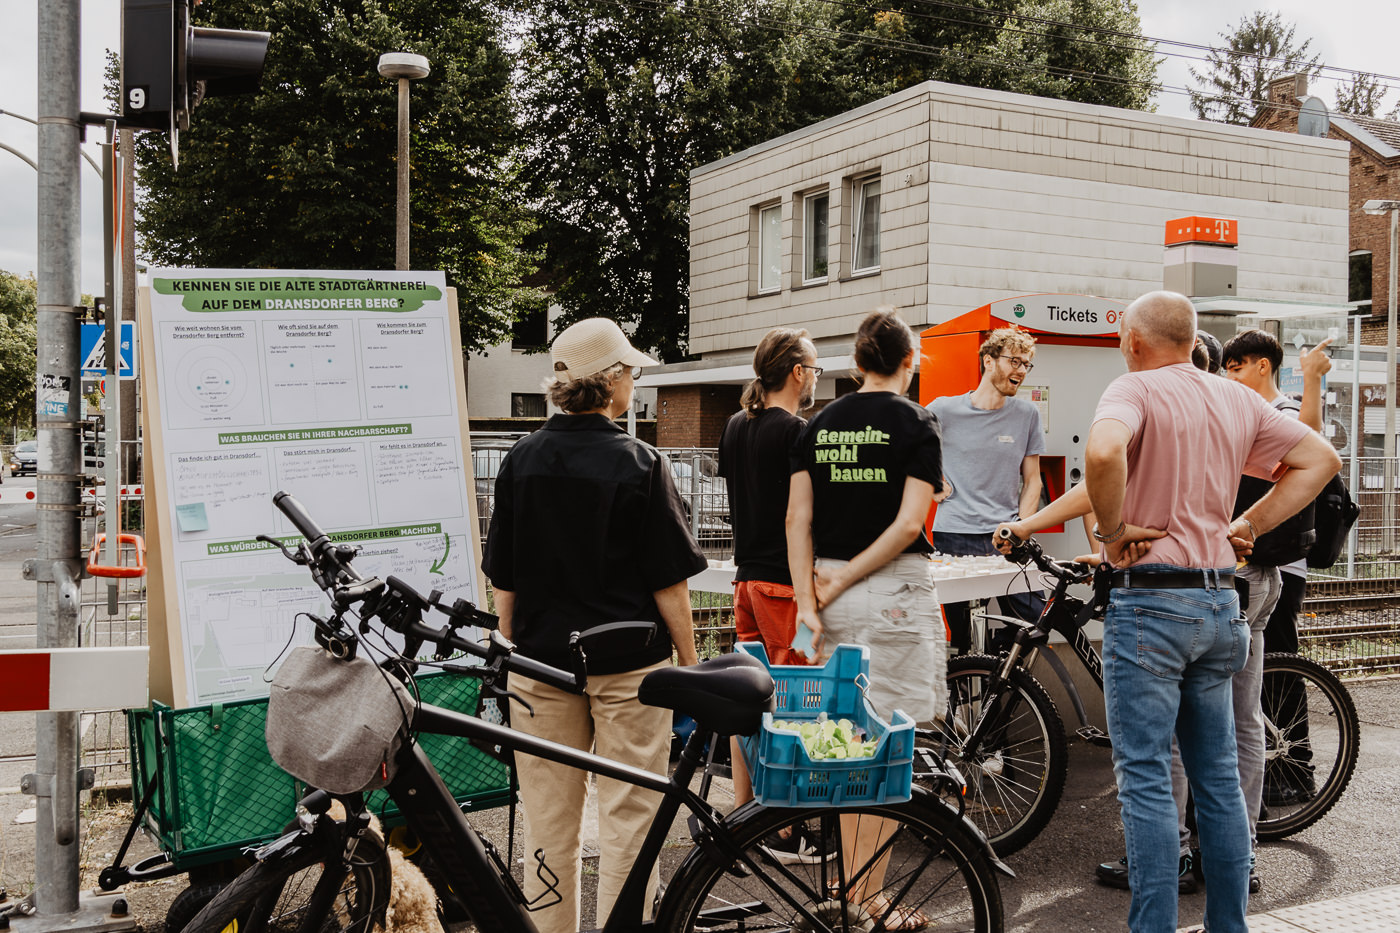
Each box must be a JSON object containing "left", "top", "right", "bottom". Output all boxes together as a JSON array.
[{"left": 120, "top": 0, "right": 270, "bottom": 163}]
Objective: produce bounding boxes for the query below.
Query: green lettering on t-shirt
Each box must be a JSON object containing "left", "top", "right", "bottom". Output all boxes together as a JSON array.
[
  {"left": 814, "top": 426, "right": 890, "bottom": 447},
  {"left": 828, "top": 464, "right": 887, "bottom": 483}
]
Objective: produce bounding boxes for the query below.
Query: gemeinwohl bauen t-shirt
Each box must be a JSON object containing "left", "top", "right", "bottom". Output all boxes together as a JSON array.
[{"left": 792, "top": 392, "right": 943, "bottom": 561}]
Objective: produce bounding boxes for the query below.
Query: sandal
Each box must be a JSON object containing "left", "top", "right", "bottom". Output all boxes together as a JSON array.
[{"left": 861, "top": 892, "right": 931, "bottom": 933}]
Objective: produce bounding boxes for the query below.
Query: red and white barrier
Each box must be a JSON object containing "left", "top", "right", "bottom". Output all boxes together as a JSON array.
[
  {"left": 0, "top": 489, "right": 37, "bottom": 501},
  {"left": 0, "top": 648, "right": 148, "bottom": 712}
]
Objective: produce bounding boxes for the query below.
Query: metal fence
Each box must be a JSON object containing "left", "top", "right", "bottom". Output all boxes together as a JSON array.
[
  {"left": 65, "top": 447, "right": 1400, "bottom": 786},
  {"left": 77, "top": 488, "right": 148, "bottom": 785}
]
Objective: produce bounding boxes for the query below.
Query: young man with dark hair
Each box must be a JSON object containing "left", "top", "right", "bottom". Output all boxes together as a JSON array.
[{"left": 1222, "top": 329, "right": 1334, "bottom": 814}]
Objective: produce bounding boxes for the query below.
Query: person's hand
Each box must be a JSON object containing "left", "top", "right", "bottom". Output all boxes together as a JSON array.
[
  {"left": 933, "top": 476, "right": 953, "bottom": 503},
  {"left": 1103, "top": 524, "right": 1167, "bottom": 567},
  {"left": 993, "top": 521, "right": 1028, "bottom": 555},
  {"left": 793, "top": 607, "right": 825, "bottom": 662},
  {"left": 1300, "top": 338, "right": 1334, "bottom": 379},
  {"left": 1227, "top": 516, "right": 1256, "bottom": 560},
  {"left": 813, "top": 564, "right": 848, "bottom": 610}
]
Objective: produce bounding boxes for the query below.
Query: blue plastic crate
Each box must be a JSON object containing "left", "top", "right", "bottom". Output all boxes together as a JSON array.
[{"left": 736, "top": 642, "right": 914, "bottom": 807}]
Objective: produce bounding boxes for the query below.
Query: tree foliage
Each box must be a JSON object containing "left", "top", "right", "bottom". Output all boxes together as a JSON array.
[
  {"left": 0, "top": 272, "right": 38, "bottom": 429},
  {"left": 1188, "top": 10, "right": 1322, "bottom": 125},
  {"left": 134, "top": 0, "right": 544, "bottom": 353},
  {"left": 828, "top": 0, "right": 1158, "bottom": 110},
  {"left": 1334, "top": 73, "right": 1390, "bottom": 117},
  {"left": 517, "top": 0, "right": 1159, "bottom": 360}
]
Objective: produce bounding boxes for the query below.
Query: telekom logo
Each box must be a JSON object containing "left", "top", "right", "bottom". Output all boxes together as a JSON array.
[{"left": 1214, "top": 219, "right": 1233, "bottom": 242}]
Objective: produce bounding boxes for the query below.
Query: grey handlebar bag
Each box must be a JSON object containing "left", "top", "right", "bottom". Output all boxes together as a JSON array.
[{"left": 266, "top": 645, "right": 415, "bottom": 794}]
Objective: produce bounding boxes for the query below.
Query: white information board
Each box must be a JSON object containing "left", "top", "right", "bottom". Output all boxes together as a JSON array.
[{"left": 142, "top": 269, "right": 482, "bottom": 705}]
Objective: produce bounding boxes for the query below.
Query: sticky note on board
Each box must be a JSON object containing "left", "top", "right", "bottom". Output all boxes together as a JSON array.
[{"left": 177, "top": 502, "right": 209, "bottom": 532}]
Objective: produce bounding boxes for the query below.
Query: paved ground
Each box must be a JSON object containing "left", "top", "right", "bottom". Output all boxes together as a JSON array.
[{"left": 3, "top": 476, "right": 1399, "bottom": 931}]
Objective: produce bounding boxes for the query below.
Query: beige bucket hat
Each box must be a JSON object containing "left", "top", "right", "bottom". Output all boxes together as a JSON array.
[{"left": 550, "top": 318, "right": 658, "bottom": 380}]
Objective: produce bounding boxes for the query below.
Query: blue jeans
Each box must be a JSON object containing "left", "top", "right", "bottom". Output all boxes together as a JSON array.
[
  {"left": 1103, "top": 566, "right": 1251, "bottom": 933},
  {"left": 931, "top": 531, "right": 1044, "bottom": 652}
]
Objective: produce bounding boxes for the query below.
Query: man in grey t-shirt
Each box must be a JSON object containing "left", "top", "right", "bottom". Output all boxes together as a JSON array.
[{"left": 928, "top": 327, "right": 1045, "bottom": 653}]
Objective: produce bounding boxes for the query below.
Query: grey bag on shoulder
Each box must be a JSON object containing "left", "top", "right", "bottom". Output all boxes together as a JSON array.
[{"left": 266, "top": 645, "right": 414, "bottom": 794}]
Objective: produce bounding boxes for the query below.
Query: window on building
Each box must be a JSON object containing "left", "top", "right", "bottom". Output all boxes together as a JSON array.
[
  {"left": 803, "top": 192, "right": 829, "bottom": 283},
  {"left": 511, "top": 306, "right": 548, "bottom": 349},
  {"left": 852, "top": 176, "right": 881, "bottom": 273},
  {"left": 758, "top": 203, "right": 782, "bottom": 293},
  {"left": 511, "top": 393, "right": 546, "bottom": 418},
  {"left": 1350, "top": 250, "right": 1373, "bottom": 313}
]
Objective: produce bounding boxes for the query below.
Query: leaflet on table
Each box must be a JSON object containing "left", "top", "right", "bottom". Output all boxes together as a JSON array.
[{"left": 147, "top": 270, "right": 480, "bottom": 704}]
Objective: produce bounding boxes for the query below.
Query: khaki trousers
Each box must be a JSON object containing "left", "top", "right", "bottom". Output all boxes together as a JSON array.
[{"left": 510, "top": 660, "right": 672, "bottom": 933}]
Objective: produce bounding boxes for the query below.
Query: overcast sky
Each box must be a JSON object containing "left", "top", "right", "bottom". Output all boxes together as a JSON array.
[{"left": 1, "top": 1, "right": 1397, "bottom": 296}]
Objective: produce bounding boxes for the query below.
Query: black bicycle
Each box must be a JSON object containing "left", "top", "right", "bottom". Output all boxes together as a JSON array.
[
  {"left": 921, "top": 533, "right": 1360, "bottom": 857},
  {"left": 179, "top": 491, "right": 1009, "bottom": 933}
]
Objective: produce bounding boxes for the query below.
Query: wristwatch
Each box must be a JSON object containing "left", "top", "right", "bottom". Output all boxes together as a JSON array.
[{"left": 1092, "top": 521, "right": 1127, "bottom": 544}]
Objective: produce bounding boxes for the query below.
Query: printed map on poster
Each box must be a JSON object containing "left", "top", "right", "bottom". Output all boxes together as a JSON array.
[{"left": 148, "top": 270, "right": 478, "bottom": 704}]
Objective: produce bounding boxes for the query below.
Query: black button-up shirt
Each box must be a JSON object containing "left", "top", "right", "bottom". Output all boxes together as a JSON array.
[{"left": 482, "top": 414, "right": 707, "bottom": 675}]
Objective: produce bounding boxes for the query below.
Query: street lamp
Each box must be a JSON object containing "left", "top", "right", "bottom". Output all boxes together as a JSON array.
[
  {"left": 1363, "top": 199, "right": 1400, "bottom": 465},
  {"left": 377, "top": 52, "right": 430, "bottom": 271}
]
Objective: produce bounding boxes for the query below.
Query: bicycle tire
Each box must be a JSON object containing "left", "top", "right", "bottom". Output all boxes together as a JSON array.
[
  {"left": 658, "top": 788, "right": 1003, "bottom": 933},
  {"left": 1255, "top": 652, "right": 1360, "bottom": 841},
  {"left": 180, "top": 826, "right": 388, "bottom": 933},
  {"left": 926, "top": 654, "right": 1069, "bottom": 858}
]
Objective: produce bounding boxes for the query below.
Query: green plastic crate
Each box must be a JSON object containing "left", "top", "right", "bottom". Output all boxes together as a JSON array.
[{"left": 128, "top": 671, "right": 514, "bottom": 869}]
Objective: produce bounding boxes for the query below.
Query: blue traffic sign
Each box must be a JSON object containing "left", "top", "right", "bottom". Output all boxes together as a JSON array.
[{"left": 80, "top": 322, "right": 137, "bottom": 378}]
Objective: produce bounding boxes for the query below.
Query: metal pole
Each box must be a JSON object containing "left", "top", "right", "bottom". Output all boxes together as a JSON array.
[
  {"left": 1349, "top": 314, "right": 1360, "bottom": 578},
  {"left": 120, "top": 128, "right": 139, "bottom": 489},
  {"left": 102, "top": 123, "right": 121, "bottom": 597},
  {"left": 32, "top": 0, "right": 85, "bottom": 914},
  {"left": 1386, "top": 208, "right": 1398, "bottom": 553},
  {"left": 395, "top": 76, "right": 410, "bottom": 271}
]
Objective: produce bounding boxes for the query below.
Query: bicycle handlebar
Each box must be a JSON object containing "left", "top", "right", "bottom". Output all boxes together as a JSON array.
[
  {"left": 996, "top": 527, "right": 1095, "bottom": 586},
  {"left": 270, "top": 490, "right": 583, "bottom": 693}
]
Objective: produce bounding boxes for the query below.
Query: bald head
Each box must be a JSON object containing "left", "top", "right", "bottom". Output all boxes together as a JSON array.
[{"left": 1123, "top": 291, "right": 1197, "bottom": 350}]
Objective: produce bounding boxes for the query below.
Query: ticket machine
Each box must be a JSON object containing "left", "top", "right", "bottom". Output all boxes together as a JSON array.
[{"left": 920, "top": 294, "right": 1126, "bottom": 558}]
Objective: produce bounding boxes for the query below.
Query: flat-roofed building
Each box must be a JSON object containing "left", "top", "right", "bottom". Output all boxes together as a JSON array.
[{"left": 651, "top": 80, "right": 1350, "bottom": 447}]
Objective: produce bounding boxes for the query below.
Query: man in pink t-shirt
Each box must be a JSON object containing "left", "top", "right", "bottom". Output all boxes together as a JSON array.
[{"left": 1084, "top": 291, "right": 1339, "bottom": 933}]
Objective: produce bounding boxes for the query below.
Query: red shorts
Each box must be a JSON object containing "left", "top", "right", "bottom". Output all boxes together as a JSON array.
[{"left": 733, "top": 580, "right": 814, "bottom": 666}]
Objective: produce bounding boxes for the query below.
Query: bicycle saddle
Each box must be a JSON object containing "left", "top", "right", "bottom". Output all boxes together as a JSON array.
[{"left": 638, "top": 652, "right": 775, "bottom": 737}]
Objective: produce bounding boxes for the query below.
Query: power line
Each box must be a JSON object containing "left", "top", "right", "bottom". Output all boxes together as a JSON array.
[
  {"left": 907, "top": 0, "right": 1400, "bottom": 87},
  {"left": 591, "top": 0, "right": 1375, "bottom": 122}
]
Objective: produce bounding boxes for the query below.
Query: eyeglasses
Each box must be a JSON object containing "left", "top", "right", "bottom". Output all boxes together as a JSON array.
[
  {"left": 800, "top": 363, "right": 824, "bottom": 376},
  {"left": 997, "top": 356, "right": 1034, "bottom": 372}
]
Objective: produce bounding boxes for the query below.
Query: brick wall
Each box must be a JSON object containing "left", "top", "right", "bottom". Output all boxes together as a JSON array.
[
  {"left": 1254, "top": 75, "right": 1398, "bottom": 341},
  {"left": 657, "top": 385, "right": 743, "bottom": 447}
]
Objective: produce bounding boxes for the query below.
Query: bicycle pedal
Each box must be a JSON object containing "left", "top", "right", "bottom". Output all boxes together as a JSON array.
[{"left": 1076, "top": 725, "right": 1112, "bottom": 748}]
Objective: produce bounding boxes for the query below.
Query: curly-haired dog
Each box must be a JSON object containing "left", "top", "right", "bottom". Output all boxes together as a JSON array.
[{"left": 328, "top": 801, "right": 443, "bottom": 933}]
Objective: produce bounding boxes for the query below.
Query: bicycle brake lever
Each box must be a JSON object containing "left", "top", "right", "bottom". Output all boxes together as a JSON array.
[
  {"left": 488, "top": 683, "right": 534, "bottom": 717},
  {"left": 258, "top": 534, "right": 310, "bottom": 565}
]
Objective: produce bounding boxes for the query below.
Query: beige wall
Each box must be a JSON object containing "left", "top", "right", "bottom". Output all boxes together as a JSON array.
[{"left": 689, "top": 81, "right": 1351, "bottom": 358}]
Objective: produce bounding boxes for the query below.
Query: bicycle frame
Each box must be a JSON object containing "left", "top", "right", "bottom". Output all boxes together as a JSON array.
[
  {"left": 361, "top": 699, "right": 900, "bottom": 933},
  {"left": 375, "top": 699, "right": 706, "bottom": 933},
  {"left": 979, "top": 570, "right": 1106, "bottom": 743}
]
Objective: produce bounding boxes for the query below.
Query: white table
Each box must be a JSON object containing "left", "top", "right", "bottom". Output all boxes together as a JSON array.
[{"left": 690, "top": 559, "right": 1045, "bottom": 603}]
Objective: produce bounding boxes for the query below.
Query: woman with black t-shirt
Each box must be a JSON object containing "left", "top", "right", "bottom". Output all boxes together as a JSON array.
[{"left": 787, "top": 306, "right": 946, "bottom": 930}]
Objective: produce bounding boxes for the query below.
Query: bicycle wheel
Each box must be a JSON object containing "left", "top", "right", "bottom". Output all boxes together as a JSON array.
[
  {"left": 659, "top": 789, "right": 1003, "bottom": 933},
  {"left": 926, "top": 654, "right": 1068, "bottom": 858},
  {"left": 1256, "top": 652, "right": 1360, "bottom": 841},
  {"left": 180, "top": 827, "right": 388, "bottom": 933}
]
